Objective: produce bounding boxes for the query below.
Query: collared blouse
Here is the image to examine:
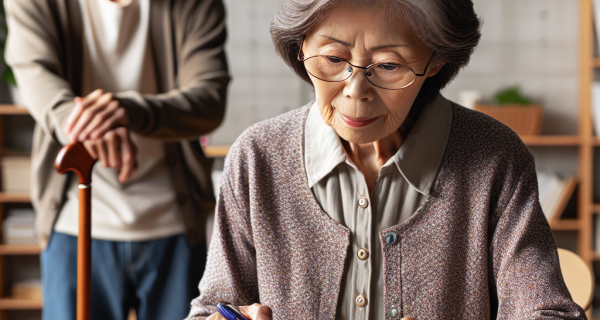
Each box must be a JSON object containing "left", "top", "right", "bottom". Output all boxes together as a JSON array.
[{"left": 304, "top": 94, "right": 452, "bottom": 319}]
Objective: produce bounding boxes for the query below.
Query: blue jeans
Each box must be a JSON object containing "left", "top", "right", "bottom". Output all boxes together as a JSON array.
[{"left": 41, "top": 232, "right": 206, "bottom": 320}]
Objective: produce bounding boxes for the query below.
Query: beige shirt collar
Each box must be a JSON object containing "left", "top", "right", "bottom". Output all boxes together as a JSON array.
[{"left": 304, "top": 93, "right": 453, "bottom": 195}]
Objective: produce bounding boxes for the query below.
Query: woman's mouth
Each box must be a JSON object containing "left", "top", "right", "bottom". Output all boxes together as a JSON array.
[{"left": 339, "top": 114, "right": 379, "bottom": 128}]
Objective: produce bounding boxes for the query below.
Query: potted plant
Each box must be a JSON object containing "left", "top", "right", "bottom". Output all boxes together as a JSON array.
[
  {"left": 475, "top": 86, "right": 543, "bottom": 136},
  {"left": 0, "top": 3, "right": 21, "bottom": 106}
]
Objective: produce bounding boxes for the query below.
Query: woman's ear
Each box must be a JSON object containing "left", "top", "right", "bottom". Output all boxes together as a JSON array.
[
  {"left": 298, "top": 37, "right": 306, "bottom": 61},
  {"left": 427, "top": 64, "right": 444, "bottom": 78}
]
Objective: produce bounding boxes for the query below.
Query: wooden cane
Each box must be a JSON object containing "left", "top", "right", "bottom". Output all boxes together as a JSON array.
[{"left": 54, "top": 142, "right": 97, "bottom": 320}]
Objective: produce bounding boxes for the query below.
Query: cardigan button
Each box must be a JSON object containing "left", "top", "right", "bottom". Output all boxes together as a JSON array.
[
  {"left": 391, "top": 308, "right": 398, "bottom": 316},
  {"left": 386, "top": 232, "right": 397, "bottom": 245},
  {"left": 355, "top": 295, "right": 368, "bottom": 308}
]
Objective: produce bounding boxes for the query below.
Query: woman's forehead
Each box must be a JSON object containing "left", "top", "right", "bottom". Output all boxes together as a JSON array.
[{"left": 307, "top": 3, "right": 421, "bottom": 50}]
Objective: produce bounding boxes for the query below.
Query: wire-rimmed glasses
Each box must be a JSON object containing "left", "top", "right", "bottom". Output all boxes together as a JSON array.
[{"left": 300, "top": 52, "right": 435, "bottom": 90}]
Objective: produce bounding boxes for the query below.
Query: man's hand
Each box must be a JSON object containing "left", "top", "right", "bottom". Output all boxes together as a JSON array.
[
  {"left": 207, "top": 304, "right": 273, "bottom": 320},
  {"left": 82, "top": 127, "right": 138, "bottom": 183},
  {"left": 66, "top": 89, "right": 130, "bottom": 143}
]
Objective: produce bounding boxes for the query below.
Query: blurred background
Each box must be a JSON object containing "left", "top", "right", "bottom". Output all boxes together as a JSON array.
[{"left": 0, "top": 0, "right": 596, "bottom": 319}]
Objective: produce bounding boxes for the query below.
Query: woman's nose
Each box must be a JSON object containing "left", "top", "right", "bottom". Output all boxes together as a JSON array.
[{"left": 343, "top": 69, "right": 375, "bottom": 102}]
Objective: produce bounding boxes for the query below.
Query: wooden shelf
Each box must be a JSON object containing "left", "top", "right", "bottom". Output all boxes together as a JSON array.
[
  {"left": 549, "top": 219, "right": 581, "bottom": 231},
  {"left": 203, "top": 145, "right": 230, "bottom": 158},
  {"left": 0, "top": 192, "right": 30, "bottom": 203},
  {"left": 0, "top": 105, "right": 28, "bottom": 115},
  {"left": 519, "top": 135, "right": 581, "bottom": 146},
  {"left": 0, "top": 245, "right": 40, "bottom": 255},
  {"left": 0, "top": 298, "right": 42, "bottom": 310}
]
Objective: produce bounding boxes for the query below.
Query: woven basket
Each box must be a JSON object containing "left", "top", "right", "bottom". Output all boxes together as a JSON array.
[{"left": 475, "top": 104, "right": 543, "bottom": 136}]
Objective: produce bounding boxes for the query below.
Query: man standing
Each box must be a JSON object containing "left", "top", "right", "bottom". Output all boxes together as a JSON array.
[{"left": 5, "top": 0, "right": 229, "bottom": 319}]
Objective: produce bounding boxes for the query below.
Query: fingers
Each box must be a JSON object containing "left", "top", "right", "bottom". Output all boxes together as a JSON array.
[
  {"left": 66, "top": 89, "right": 104, "bottom": 138},
  {"left": 66, "top": 89, "right": 104, "bottom": 132},
  {"left": 66, "top": 89, "right": 129, "bottom": 143},
  {"left": 69, "top": 91, "right": 115, "bottom": 142},
  {"left": 82, "top": 140, "right": 99, "bottom": 160},
  {"left": 239, "top": 304, "right": 273, "bottom": 320},
  {"left": 115, "top": 128, "right": 138, "bottom": 183},
  {"left": 88, "top": 101, "right": 127, "bottom": 140},
  {"left": 80, "top": 100, "right": 120, "bottom": 141},
  {"left": 206, "top": 313, "right": 226, "bottom": 320},
  {"left": 104, "top": 130, "right": 122, "bottom": 169},
  {"left": 79, "top": 128, "right": 138, "bottom": 183}
]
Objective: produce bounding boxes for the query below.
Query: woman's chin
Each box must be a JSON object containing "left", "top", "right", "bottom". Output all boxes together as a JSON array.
[{"left": 333, "top": 123, "right": 387, "bottom": 145}]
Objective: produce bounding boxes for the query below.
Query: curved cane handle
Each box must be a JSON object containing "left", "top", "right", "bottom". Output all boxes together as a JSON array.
[
  {"left": 55, "top": 142, "right": 97, "bottom": 320},
  {"left": 55, "top": 142, "right": 96, "bottom": 185}
]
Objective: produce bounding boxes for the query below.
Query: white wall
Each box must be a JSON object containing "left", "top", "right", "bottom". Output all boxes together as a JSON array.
[{"left": 209, "top": 0, "right": 313, "bottom": 145}]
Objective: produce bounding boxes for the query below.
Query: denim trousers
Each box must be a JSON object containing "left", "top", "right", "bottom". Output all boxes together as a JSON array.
[{"left": 41, "top": 232, "right": 206, "bottom": 320}]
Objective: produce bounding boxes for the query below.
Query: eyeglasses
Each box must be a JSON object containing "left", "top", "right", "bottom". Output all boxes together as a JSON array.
[{"left": 299, "top": 51, "right": 436, "bottom": 90}]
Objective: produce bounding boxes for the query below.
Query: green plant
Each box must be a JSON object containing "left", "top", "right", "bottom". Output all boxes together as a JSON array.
[
  {"left": 0, "top": 1, "right": 15, "bottom": 86},
  {"left": 492, "top": 86, "right": 532, "bottom": 106}
]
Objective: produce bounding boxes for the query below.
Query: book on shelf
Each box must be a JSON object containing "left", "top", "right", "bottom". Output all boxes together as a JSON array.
[
  {"left": 595, "top": 0, "right": 600, "bottom": 54},
  {"left": 591, "top": 82, "right": 600, "bottom": 136},
  {"left": 2, "top": 208, "right": 36, "bottom": 245},
  {"left": 11, "top": 280, "right": 42, "bottom": 301},
  {"left": 536, "top": 171, "right": 577, "bottom": 222}
]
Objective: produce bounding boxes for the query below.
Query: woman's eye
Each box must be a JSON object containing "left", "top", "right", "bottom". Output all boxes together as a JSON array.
[
  {"left": 327, "top": 56, "right": 344, "bottom": 63},
  {"left": 379, "top": 63, "right": 398, "bottom": 71}
]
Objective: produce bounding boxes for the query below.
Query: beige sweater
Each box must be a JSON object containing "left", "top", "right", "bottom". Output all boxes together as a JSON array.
[
  {"left": 188, "top": 104, "right": 585, "bottom": 319},
  {"left": 5, "top": 0, "right": 230, "bottom": 249}
]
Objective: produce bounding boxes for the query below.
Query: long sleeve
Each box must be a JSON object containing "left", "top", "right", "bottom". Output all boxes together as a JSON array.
[
  {"left": 5, "top": 0, "right": 76, "bottom": 145},
  {"left": 116, "top": 0, "right": 230, "bottom": 140},
  {"left": 5, "top": 0, "right": 230, "bottom": 145},
  {"left": 187, "top": 144, "right": 260, "bottom": 319},
  {"left": 491, "top": 154, "right": 586, "bottom": 319}
]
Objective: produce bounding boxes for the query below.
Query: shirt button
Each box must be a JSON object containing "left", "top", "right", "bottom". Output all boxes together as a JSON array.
[
  {"left": 391, "top": 308, "right": 398, "bottom": 316},
  {"left": 358, "top": 198, "right": 369, "bottom": 208},
  {"left": 355, "top": 295, "right": 368, "bottom": 308},
  {"left": 386, "top": 232, "right": 398, "bottom": 245},
  {"left": 357, "top": 248, "right": 369, "bottom": 260}
]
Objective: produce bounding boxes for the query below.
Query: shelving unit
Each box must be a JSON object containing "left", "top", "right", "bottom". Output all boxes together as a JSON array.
[
  {"left": 580, "top": 1, "right": 595, "bottom": 278},
  {"left": 0, "top": 105, "right": 41, "bottom": 320}
]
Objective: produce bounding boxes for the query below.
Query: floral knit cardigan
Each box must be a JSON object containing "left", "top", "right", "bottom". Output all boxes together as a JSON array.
[{"left": 187, "top": 103, "right": 586, "bottom": 320}]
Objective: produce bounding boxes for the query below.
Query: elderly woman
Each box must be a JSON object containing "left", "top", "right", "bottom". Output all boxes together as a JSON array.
[{"left": 187, "top": 0, "right": 586, "bottom": 319}]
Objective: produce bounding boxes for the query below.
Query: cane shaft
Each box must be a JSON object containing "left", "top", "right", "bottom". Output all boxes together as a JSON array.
[{"left": 77, "top": 184, "right": 91, "bottom": 320}]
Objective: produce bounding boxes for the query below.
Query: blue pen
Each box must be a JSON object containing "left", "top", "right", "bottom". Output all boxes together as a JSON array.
[{"left": 216, "top": 302, "right": 247, "bottom": 320}]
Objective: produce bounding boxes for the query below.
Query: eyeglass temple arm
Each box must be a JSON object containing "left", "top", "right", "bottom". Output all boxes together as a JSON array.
[{"left": 414, "top": 51, "right": 436, "bottom": 77}]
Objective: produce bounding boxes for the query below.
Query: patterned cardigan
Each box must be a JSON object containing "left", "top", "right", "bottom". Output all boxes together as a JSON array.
[{"left": 188, "top": 103, "right": 586, "bottom": 319}]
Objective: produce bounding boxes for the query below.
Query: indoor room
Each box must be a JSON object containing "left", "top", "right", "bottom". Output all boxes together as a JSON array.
[{"left": 0, "top": 0, "right": 596, "bottom": 319}]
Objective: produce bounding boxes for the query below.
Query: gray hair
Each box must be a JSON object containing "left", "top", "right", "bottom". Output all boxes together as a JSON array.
[{"left": 270, "top": 0, "right": 481, "bottom": 98}]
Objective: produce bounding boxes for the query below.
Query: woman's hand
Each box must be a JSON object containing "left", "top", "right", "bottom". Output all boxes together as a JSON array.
[
  {"left": 207, "top": 304, "right": 273, "bottom": 320},
  {"left": 82, "top": 127, "right": 138, "bottom": 183},
  {"left": 66, "top": 89, "right": 130, "bottom": 143}
]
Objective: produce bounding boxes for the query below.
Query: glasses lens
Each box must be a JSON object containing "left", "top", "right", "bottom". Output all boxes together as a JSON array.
[
  {"left": 304, "top": 56, "right": 352, "bottom": 82},
  {"left": 367, "top": 63, "right": 416, "bottom": 89}
]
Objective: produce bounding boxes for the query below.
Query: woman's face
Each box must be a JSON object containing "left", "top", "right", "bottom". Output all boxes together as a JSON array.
[{"left": 302, "top": 2, "right": 442, "bottom": 144}]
